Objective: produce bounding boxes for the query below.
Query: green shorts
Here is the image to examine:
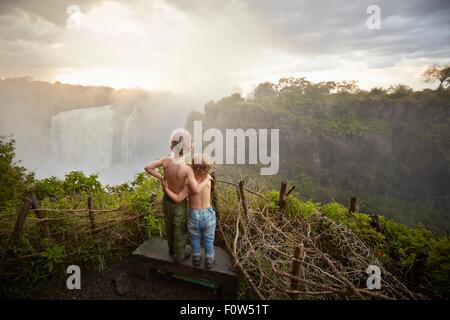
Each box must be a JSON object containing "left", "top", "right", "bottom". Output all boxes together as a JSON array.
[{"left": 162, "top": 194, "right": 188, "bottom": 257}]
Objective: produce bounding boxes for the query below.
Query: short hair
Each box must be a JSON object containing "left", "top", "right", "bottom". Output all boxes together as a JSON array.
[
  {"left": 191, "top": 154, "right": 212, "bottom": 178},
  {"left": 170, "top": 128, "right": 191, "bottom": 156}
]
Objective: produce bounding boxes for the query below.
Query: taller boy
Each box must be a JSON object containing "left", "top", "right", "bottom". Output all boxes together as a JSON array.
[{"left": 144, "top": 129, "right": 207, "bottom": 263}]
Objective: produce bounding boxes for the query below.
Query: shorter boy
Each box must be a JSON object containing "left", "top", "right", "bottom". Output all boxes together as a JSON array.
[{"left": 163, "top": 154, "right": 216, "bottom": 269}]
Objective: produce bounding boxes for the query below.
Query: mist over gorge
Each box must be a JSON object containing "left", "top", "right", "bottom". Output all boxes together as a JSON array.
[{"left": 0, "top": 77, "right": 203, "bottom": 184}]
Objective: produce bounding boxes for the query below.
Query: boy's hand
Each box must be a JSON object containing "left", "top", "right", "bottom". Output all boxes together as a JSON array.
[{"left": 160, "top": 178, "right": 167, "bottom": 192}]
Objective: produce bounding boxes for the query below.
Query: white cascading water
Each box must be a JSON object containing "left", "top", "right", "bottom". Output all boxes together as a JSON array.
[
  {"left": 121, "top": 106, "right": 139, "bottom": 164},
  {"left": 51, "top": 106, "right": 116, "bottom": 170}
]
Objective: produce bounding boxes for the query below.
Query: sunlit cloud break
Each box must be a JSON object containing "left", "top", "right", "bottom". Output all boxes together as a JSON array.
[{"left": 0, "top": 0, "right": 449, "bottom": 98}]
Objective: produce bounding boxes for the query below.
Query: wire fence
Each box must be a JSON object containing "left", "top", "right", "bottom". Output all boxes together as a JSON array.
[
  {"left": 214, "top": 178, "right": 424, "bottom": 300},
  {"left": 0, "top": 176, "right": 423, "bottom": 300},
  {"left": 1, "top": 193, "right": 161, "bottom": 265}
]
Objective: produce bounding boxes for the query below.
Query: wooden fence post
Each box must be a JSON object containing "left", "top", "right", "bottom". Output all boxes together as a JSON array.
[
  {"left": 370, "top": 215, "right": 384, "bottom": 233},
  {"left": 289, "top": 243, "right": 305, "bottom": 299},
  {"left": 30, "top": 194, "right": 52, "bottom": 240},
  {"left": 349, "top": 197, "right": 357, "bottom": 214},
  {"left": 10, "top": 197, "right": 32, "bottom": 244},
  {"left": 279, "top": 181, "right": 288, "bottom": 212},
  {"left": 238, "top": 180, "right": 248, "bottom": 216},
  {"left": 88, "top": 193, "right": 96, "bottom": 231},
  {"left": 410, "top": 247, "right": 428, "bottom": 283}
]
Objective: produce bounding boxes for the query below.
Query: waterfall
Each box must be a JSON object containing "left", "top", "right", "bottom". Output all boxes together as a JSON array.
[
  {"left": 51, "top": 106, "right": 116, "bottom": 169},
  {"left": 121, "top": 106, "right": 139, "bottom": 164}
]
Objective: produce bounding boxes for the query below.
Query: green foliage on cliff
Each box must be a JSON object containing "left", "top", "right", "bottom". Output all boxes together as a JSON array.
[
  {"left": 0, "top": 136, "right": 34, "bottom": 209},
  {"left": 187, "top": 78, "right": 450, "bottom": 233}
]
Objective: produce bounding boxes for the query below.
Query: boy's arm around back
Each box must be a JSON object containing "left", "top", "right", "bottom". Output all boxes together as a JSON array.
[
  {"left": 196, "top": 174, "right": 212, "bottom": 193},
  {"left": 185, "top": 167, "right": 212, "bottom": 194},
  {"left": 163, "top": 181, "right": 189, "bottom": 203}
]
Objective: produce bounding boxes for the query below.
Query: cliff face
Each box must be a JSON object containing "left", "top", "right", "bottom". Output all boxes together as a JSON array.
[{"left": 187, "top": 90, "right": 450, "bottom": 231}]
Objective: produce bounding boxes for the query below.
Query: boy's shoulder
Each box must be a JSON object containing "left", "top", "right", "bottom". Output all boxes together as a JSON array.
[
  {"left": 182, "top": 163, "right": 194, "bottom": 173},
  {"left": 164, "top": 156, "right": 190, "bottom": 170},
  {"left": 161, "top": 155, "right": 181, "bottom": 165},
  {"left": 160, "top": 156, "right": 170, "bottom": 166}
]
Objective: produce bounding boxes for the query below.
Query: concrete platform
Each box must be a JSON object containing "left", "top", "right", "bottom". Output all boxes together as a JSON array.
[{"left": 131, "top": 239, "right": 240, "bottom": 299}]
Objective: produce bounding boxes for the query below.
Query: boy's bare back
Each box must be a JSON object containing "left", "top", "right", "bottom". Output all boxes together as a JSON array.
[
  {"left": 188, "top": 176, "right": 211, "bottom": 209},
  {"left": 145, "top": 154, "right": 204, "bottom": 199},
  {"left": 162, "top": 157, "right": 190, "bottom": 194}
]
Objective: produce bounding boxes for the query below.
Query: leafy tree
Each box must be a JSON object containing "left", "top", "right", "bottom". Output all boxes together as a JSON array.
[
  {"left": 254, "top": 82, "right": 278, "bottom": 99},
  {"left": 33, "top": 176, "right": 65, "bottom": 200},
  {"left": 388, "top": 84, "right": 413, "bottom": 98},
  {"left": 63, "top": 171, "right": 102, "bottom": 195},
  {"left": 278, "top": 77, "right": 311, "bottom": 93},
  {"left": 422, "top": 64, "right": 450, "bottom": 90},
  {"left": 0, "top": 136, "right": 34, "bottom": 208},
  {"left": 316, "top": 81, "right": 337, "bottom": 94},
  {"left": 336, "top": 80, "right": 360, "bottom": 94},
  {"left": 217, "top": 93, "right": 245, "bottom": 106},
  {"left": 369, "top": 87, "right": 388, "bottom": 96}
]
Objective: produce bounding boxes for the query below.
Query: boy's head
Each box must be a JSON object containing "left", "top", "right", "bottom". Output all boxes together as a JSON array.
[
  {"left": 170, "top": 128, "right": 192, "bottom": 157},
  {"left": 191, "top": 154, "right": 212, "bottom": 178}
]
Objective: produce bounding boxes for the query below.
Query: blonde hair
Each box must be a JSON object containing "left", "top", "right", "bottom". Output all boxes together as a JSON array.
[{"left": 191, "top": 154, "right": 212, "bottom": 178}]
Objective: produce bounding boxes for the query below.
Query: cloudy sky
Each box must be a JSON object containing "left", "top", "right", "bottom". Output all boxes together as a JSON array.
[{"left": 0, "top": 0, "right": 449, "bottom": 97}]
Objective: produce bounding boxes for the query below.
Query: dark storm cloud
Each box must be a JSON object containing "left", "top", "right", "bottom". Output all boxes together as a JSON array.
[
  {"left": 167, "top": 0, "right": 450, "bottom": 60},
  {"left": 265, "top": 0, "right": 450, "bottom": 58},
  {"left": 1, "top": 0, "right": 448, "bottom": 58}
]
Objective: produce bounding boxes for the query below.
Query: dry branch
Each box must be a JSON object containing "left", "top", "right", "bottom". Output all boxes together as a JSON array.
[{"left": 216, "top": 180, "right": 421, "bottom": 300}]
